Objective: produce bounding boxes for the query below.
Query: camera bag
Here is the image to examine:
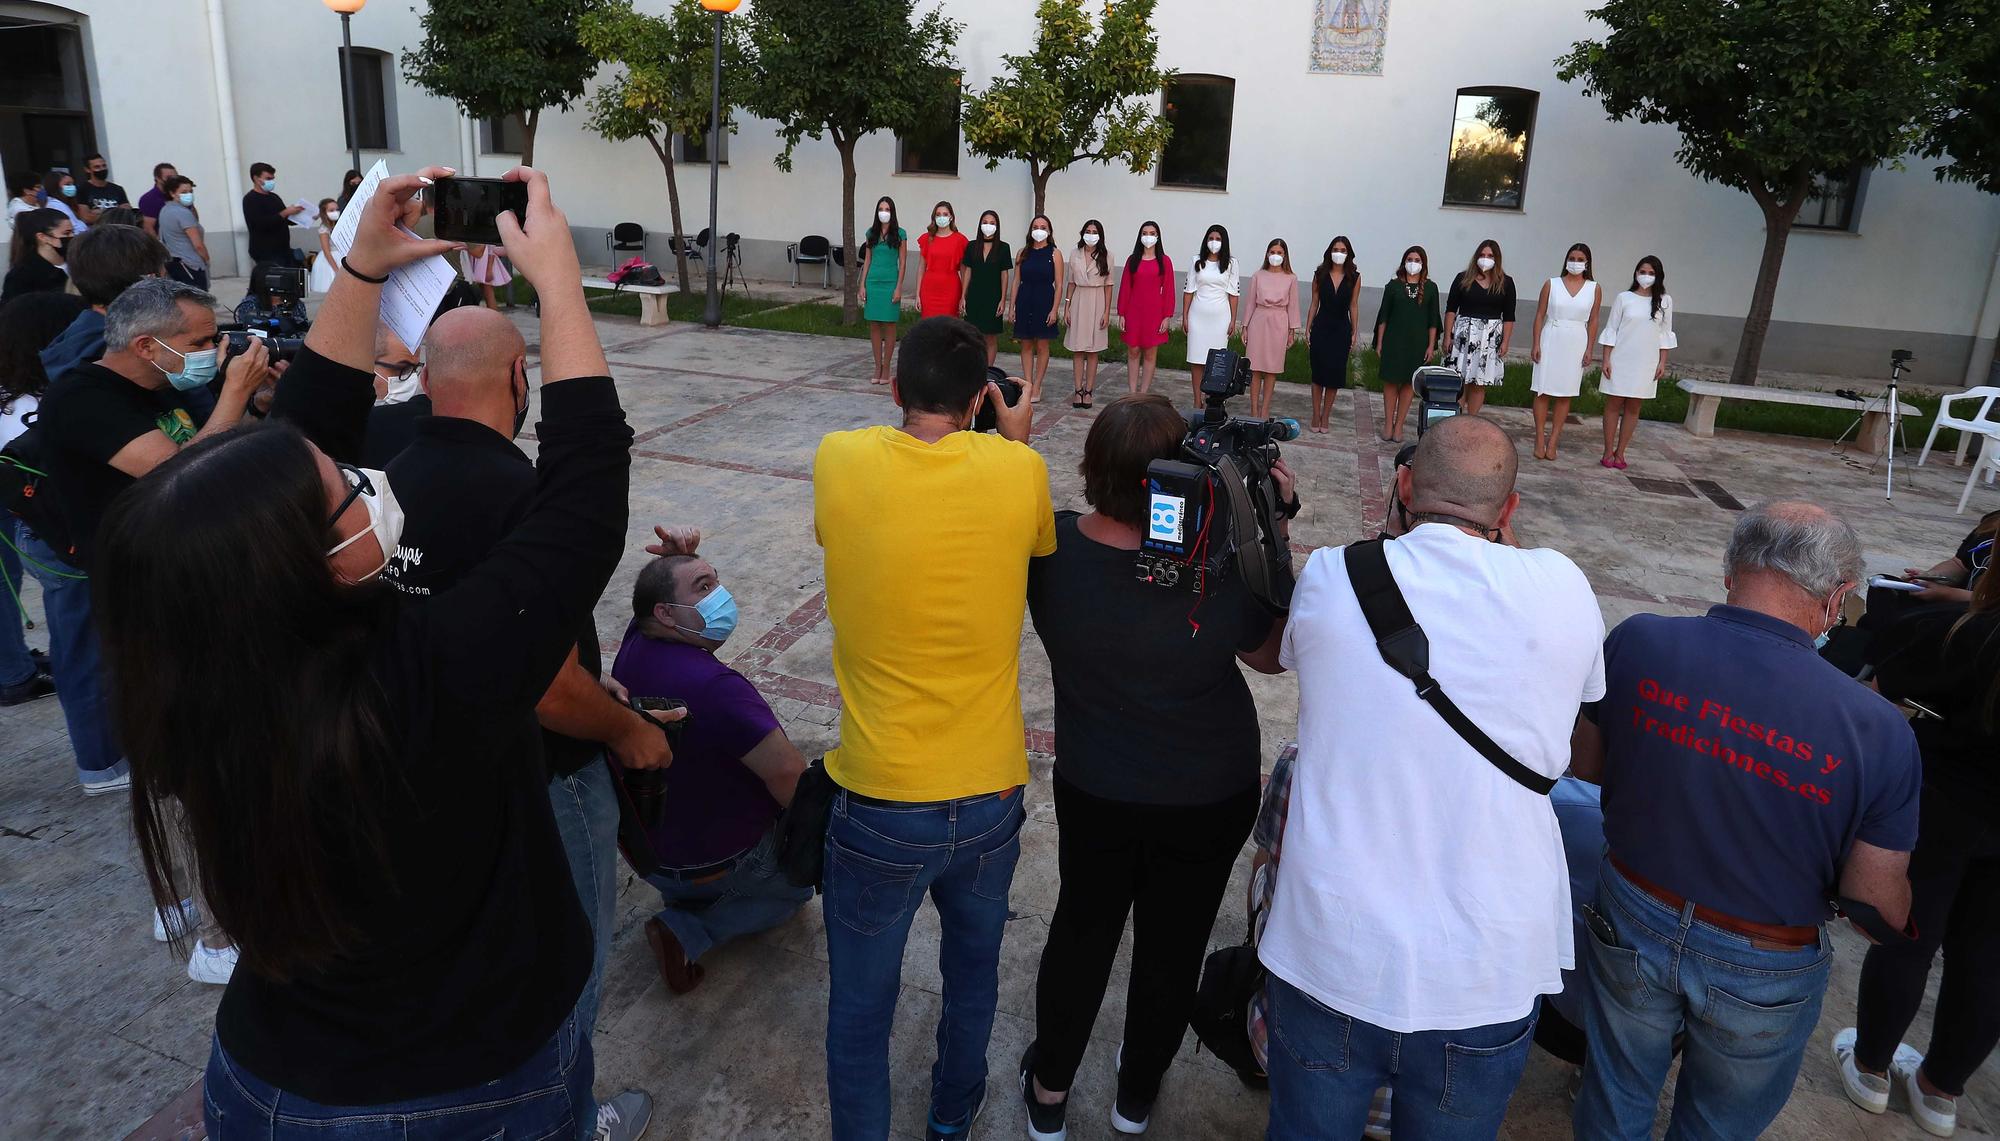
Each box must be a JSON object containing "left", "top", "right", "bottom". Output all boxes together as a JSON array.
[
  {"left": 1343, "top": 538, "right": 1555, "bottom": 795},
  {"left": 774, "top": 758, "right": 838, "bottom": 891},
  {"left": 0, "top": 421, "right": 84, "bottom": 569}
]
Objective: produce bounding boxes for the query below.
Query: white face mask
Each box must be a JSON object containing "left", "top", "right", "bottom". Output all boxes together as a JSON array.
[
  {"left": 326, "top": 208, "right": 341, "bottom": 222},
  {"left": 1030, "top": 227, "right": 1049, "bottom": 242},
  {"left": 1330, "top": 251, "right": 1348, "bottom": 265},
  {"left": 1566, "top": 259, "right": 1587, "bottom": 275},
  {"left": 1636, "top": 273, "right": 1657, "bottom": 289},
  {"left": 1267, "top": 253, "right": 1285, "bottom": 268},
  {"left": 1082, "top": 233, "right": 1100, "bottom": 246},
  {"left": 979, "top": 222, "right": 997, "bottom": 237},
  {"left": 1207, "top": 239, "right": 1223, "bottom": 254},
  {"left": 1405, "top": 260, "right": 1424, "bottom": 276},
  {"left": 934, "top": 214, "right": 952, "bottom": 228},
  {"left": 1140, "top": 234, "right": 1158, "bottom": 248},
  {"left": 326, "top": 468, "right": 406, "bottom": 583},
  {"left": 877, "top": 209, "right": 892, "bottom": 224},
  {"left": 1476, "top": 256, "right": 1496, "bottom": 272}
]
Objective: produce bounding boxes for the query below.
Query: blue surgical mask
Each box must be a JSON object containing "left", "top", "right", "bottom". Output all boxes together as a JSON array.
[
  {"left": 60, "top": 183, "right": 76, "bottom": 198},
  {"left": 1813, "top": 630, "right": 1832, "bottom": 651},
  {"left": 674, "top": 585, "right": 739, "bottom": 645},
  {"left": 152, "top": 341, "right": 220, "bottom": 392},
  {"left": 177, "top": 192, "right": 194, "bottom": 207},
  {"left": 261, "top": 179, "right": 276, "bottom": 192}
]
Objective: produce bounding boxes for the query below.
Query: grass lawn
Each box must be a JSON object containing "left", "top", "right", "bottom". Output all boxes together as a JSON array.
[{"left": 728, "top": 300, "right": 1954, "bottom": 449}]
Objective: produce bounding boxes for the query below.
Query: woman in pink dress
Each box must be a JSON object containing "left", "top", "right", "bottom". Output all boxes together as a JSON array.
[
  {"left": 462, "top": 244, "right": 513, "bottom": 311},
  {"left": 1244, "top": 238, "right": 1303, "bottom": 420},
  {"left": 1116, "top": 220, "right": 1173, "bottom": 395}
]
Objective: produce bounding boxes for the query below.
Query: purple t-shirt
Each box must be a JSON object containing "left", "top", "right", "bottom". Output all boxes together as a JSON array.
[
  {"left": 137, "top": 186, "right": 167, "bottom": 220},
  {"left": 610, "top": 623, "right": 782, "bottom": 868}
]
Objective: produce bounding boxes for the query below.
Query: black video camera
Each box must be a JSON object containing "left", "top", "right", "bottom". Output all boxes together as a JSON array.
[
  {"left": 1136, "top": 347, "right": 1299, "bottom": 613},
  {"left": 218, "top": 323, "right": 305, "bottom": 365},
  {"left": 972, "top": 365, "right": 1024, "bottom": 433}
]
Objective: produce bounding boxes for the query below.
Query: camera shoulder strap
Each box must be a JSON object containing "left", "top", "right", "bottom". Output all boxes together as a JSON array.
[{"left": 1342, "top": 539, "right": 1556, "bottom": 796}]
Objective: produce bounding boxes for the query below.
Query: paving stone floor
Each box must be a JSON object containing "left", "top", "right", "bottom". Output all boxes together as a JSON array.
[{"left": 4, "top": 310, "right": 1997, "bottom": 1139}]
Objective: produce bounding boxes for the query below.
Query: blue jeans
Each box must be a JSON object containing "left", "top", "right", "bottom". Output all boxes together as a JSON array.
[
  {"left": 548, "top": 756, "right": 619, "bottom": 1050},
  {"left": 1573, "top": 859, "right": 1832, "bottom": 1140},
  {"left": 646, "top": 825, "right": 812, "bottom": 963},
  {"left": 824, "top": 787, "right": 1026, "bottom": 1140},
  {"left": 0, "top": 520, "right": 34, "bottom": 687},
  {"left": 202, "top": 1015, "right": 592, "bottom": 1140},
  {"left": 1264, "top": 975, "right": 1539, "bottom": 1141},
  {"left": 14, "top": 524, "right": 123, "bottom": 780}
]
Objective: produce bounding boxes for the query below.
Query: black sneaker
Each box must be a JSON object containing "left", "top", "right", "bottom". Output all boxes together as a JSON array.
[
  {"left": 0, "top": 670, "right": 55, "bottom": 706},
  {"left": 1019, "top": 1045, "right": 1068, "bottom": 1141},
  {"left": 30, "top": 648, "right": 51, "bottom": 673},
  {"left": 924, "top": 1080, "right": 985, "bottom": 1141},
  {"left": 1111, "top": 1043, "right": 1153, "bottom": 1135}
]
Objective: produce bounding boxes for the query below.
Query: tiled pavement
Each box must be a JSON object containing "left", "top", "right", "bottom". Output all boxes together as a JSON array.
[{"left": 5, "top": 308, "right": 1997, "bottom": 1140}]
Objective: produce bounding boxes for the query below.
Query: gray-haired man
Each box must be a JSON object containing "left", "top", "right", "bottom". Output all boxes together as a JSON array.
[{"left": 1569, "top": 499, "right": 1921, "bottom": 1139}]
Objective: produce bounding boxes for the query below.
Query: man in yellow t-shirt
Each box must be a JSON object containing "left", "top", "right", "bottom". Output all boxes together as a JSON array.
[{"left": 814, "top": 316, "right": 1052, "bottom": 1140}]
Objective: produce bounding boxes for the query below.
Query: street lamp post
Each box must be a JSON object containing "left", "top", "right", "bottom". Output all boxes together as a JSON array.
[
  {"left": 325, "top": 0, "right": 367, "bottom": 177},
  {"left": 699, "top": 0, "right": 739, "bottom": 328}
]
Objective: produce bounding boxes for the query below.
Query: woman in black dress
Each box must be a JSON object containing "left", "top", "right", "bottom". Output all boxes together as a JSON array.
[{"left": 1305, "top": 235, "right": 1359, "bottom": 434}]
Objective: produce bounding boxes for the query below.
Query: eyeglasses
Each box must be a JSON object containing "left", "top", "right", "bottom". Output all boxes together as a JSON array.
[
  {"left": 327, "top": 463, "right": 373, "bottom": 530},
  {"left": 374, "top": 360, "right": 421, "bottom": 383}
]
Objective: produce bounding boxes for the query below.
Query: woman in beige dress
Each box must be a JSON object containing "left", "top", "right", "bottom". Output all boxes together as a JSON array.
[{"left": 1062, "top": 219, "right": 1113, "bottom": 408}]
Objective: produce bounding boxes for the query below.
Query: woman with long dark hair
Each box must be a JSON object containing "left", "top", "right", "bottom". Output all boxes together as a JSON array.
[
  {"left": 859, "top": 196, "right": 906, "bottom": 384},
  {"left": 1061, "top": 218, "right": 1112, "bottom": 408},
  {"left": 1528, "top": 243, "right": 1600, "bottom": 461},
  {"left": 2, "top": 208, "right": 73, "bottom": 303},
  {"left": 917, "top": 199, "right": 967, "bottom": 319},
  {"left": 1597, "top": 255, "right": 1675, "bottom": 468},
  {"left": 1244, "top": 238, "right": 1301, "bottom": 420},
  {"left": 1116, "top": 221, "right": 1173, "bottom": 395},
  {"left": 1013, "top": 213, "right": 1064, "bottom": 402},
  {"left": 1182, "top": 223, "right": 1240, "bottom": 407},
  {"left": 1443, "top": 238, "right": 1517, "bottom": 415},
  {"left": 1835, "top": 543, "right": 2000, "bottom": 1139},
  {"left": 958, "top": 208, "right": 1013, "bottom": 365},
  {"left": 1305, "top": 235, "right": 1360, "bottom": 434},
  {"left": 1372, "top": 244, "right": 1442, "bottom": 443},
  {"left": 101, "top": 167, "right": 649, "bottom": 1140}
]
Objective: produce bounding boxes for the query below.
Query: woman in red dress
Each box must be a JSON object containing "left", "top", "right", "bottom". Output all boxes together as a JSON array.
[
  {"left": 1116, "top": 220, "right": 1174, "bottom": 394},
  {"left": 917, "top": 201, "right": 969, "bottom": 319}
]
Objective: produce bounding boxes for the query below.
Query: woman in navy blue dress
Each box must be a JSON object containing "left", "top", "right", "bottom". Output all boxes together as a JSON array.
[{"left": 1012, "top": 213, "right": 1063, "bottom": 403}]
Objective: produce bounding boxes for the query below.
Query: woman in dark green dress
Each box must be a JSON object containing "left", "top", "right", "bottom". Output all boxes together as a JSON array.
[
  {"left": 1373, "top": 244, "right": 1443, "bottom": 443},
  {"left": 959, "top": 209, "right": 1014, "bottom": 365}
]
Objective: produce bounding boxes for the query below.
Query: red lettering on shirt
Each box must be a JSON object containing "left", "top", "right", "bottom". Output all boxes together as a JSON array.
[{"left": 1626, "top": 677, "right": 1834, "bottom": 808}]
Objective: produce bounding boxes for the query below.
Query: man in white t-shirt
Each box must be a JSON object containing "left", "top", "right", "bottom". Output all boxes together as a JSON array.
[{"left": 1260, "top": 414, "right": 1606, "bottom": 1140}]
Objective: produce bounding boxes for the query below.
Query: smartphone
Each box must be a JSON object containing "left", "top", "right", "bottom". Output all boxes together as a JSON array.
[{"left": 431, "top": 176, "right": 528, "bottom": 245}]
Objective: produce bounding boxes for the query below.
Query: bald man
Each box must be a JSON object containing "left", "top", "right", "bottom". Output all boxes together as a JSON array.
[{"left": 1259, "top": 413, "right": 1608, "bottom": 1140}]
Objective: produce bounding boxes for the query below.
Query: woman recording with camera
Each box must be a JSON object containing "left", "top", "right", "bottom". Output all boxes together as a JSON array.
[
  {"left": 98, "top": 166, "right": 643, "bottom": 1139},
  {"left": 1018, "top": 393, "right": 1292, "bottom": 1138}
]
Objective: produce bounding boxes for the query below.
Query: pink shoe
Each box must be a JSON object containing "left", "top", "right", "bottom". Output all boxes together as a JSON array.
[
  {"left": 1600, "top": 457, "right": 1616, "bottom": 468},
  {"left": 1613, "top": 457, "right": 1629, "bottom": 469}
]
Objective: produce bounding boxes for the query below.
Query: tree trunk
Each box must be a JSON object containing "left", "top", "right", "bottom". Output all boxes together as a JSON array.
[
  {"left": 1730, "top": 172, "right": 1811, "bottom": 387},
  {"left": 647, "top": 134, "right": 693, "bottom": 296},
  {"left": 520, "top": 107, "right": 540, "bottom": 168},
  {"left": 838, "top": 134, "right": 860, "bottom": 324},
  {"left": 1031, "top": 162, "right": 1051, "bottom": 218}
]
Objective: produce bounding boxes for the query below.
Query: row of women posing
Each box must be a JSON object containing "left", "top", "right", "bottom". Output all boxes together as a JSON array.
[{"left": 1374, "top": 239, "right": 1678, "bottom": 465}]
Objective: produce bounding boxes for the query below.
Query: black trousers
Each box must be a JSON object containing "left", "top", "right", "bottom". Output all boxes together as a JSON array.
[
  {"left": 1855, "top": 784, "right": 2000, "bottom": 1095},
  {"left": 1030, "top": 770, "right": 1259, "bottom": 1097}
]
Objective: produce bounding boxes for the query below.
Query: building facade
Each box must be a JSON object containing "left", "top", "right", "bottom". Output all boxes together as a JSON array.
[{"left": 4, "top": 0, "right": 1997, "bottom": 382}]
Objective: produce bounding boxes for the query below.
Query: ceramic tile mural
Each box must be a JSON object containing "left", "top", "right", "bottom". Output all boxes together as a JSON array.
[{"left": 1310, "top": 0, "right": 1390, "bottom": 75}]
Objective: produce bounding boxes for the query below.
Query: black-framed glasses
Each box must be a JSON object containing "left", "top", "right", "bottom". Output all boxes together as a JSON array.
[
  {"left": 327, "top": 463, "right": 373, "bottom": 529},
  {"left": 374, "top": 359, "right": 421, "bottom": 384}
]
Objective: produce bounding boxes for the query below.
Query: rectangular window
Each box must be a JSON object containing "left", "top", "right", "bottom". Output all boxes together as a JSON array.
[
  {"left": 1442, "top": 88, "right": 1537, "bottom": 210},
  {"left": 1796, "top": 167, "right": 1866, "bottom": 231},
  {"left": 338, "top": 47, "right": 396, "bottom": 152},
  {"left": 481, "top": 112, "right": 528, "bottom": 156},
  {"left": 1156, "top": 75, "right": 1234, "bottom": 191},
  {"left": 674, "top": 117, "right": 728, "bottom": 164},
  {"left": 897, "top": 70, "right": 961, "bottom": 176},
  {"left": 0, "top": 14, "right": 97, "bottom": 178}
]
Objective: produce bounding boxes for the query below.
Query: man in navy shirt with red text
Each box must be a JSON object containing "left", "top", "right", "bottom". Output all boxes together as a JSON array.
[{"left": 1570, "top": 500, "right": 1919, "bottom": 1139}]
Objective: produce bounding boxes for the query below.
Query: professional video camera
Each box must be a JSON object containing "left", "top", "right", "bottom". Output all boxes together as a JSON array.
[
  {"left": 1137, "top": 347, "right": 1300, "bottom": 613},
  {"left": 221, "top": 264, "right": 312, "bottom": 364}
]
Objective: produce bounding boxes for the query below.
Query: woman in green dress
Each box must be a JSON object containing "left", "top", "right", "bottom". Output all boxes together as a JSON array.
[
  {"left": 958, "top": 208, "right": 1013, "bottom": 365},
  {"left": 1373, "top": 244, "right": 1443, "bottom": 443},
  {"left": 859, "top": 195, "right": 907, "bottom": 384}
]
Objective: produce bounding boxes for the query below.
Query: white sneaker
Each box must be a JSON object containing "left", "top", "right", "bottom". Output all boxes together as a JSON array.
[
  {"left": 1832, "top": 1028, "right": 1890, "bottom": 1113},
  {"left": 187, "top": 939, "right": 239, "bottom": 985},
  {"left": 593, "top": 1089, "right": 652, "bottom": 1141},
  {"left": 1894, "top": 1056, "right": 1957, "bottom": 1137},
  {"left": 80, "top": 770, "right": 130, "bottom": 797},
  {"left": 153, "top": 898, "right": 200, "bottom": 942}
]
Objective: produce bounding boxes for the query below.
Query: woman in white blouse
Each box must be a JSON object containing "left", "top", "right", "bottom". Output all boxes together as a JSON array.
[
  {"left": 1597, "top": 254, "right": 1675, "bottom": 469},
  {"left": 1181, "top": 223, "right": 1240, "bottom": 408},
  {"left": 1528, "top": 243, "right": 1600, "bottom": 462}
]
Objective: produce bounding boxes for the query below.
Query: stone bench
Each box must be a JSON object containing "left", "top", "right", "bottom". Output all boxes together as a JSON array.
[
  {"left": 1676, "top": 379, "right": 1885, "bottom": 454},
  {"left": 580, "top": 273, "right": 679, "bottom": 327}
]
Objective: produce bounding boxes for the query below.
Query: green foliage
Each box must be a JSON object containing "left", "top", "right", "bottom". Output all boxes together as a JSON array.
[
  {"left": 961, "top": 0, "right": 1173, "bottom": 208},
  {"left": 580, "top": 0, "right": 748, "bottom": 151},
  {"left": 1922, "top": 0, "right": 2000, "bottom": 193},
  {"left": 402, "top": 0, "right": 606, "bottom": 162}
]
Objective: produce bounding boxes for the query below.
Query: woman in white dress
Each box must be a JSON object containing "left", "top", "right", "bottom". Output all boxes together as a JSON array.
[
  {"left": 1181, "top": 223, "right": 1240, "bottom": 408},
  {"left": 308, "top": 199, "right": 339, "bottom": 295},
  {"left": 1597, "top": 254, "right": 1675, "bottom": 469},
  {"left": 1528, "top": 242, "right": 1601, "bottom": 462}
]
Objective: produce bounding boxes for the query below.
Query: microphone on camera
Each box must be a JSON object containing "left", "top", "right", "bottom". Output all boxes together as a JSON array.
[{"left": 1271, "top": 418, "right": 1302, "bottom": 442}]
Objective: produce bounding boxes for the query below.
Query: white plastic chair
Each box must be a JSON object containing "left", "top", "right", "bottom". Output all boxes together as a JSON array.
[
  {"left": 1957, "top": 433, "right": 2000, "bottom": 514},
  {"left": 1919, "top": 386, "right": 2000, "bottom": 466}
]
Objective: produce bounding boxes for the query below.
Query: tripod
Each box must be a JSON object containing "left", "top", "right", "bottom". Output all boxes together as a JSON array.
[{"left": 1834, "top": 349, "right": 1914, "bottom": 500}]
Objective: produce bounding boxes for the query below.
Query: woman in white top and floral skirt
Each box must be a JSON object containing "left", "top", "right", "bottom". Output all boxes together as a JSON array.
[
  {"left": 1597, "top": 255, "right": 1676, "bottom": 469},
  {"left": 1181, "top": 224, "right": 1240, "bottom": 408},
  {"left": 1528, "top": 243, "right": 1601, "bottom": 462},
  {"left": 1442, "top": 238, "right": 1516, "bottom": 415}
]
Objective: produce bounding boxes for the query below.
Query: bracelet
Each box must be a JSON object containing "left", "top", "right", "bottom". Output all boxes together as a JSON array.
[{"left": 341, "top": 257, "right": 389, "bottom": 284}]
